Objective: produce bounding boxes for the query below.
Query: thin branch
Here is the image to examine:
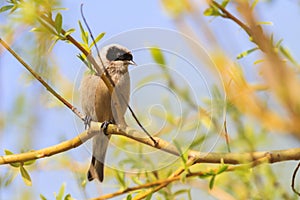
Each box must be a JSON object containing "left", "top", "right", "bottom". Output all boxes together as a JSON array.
[
  {"left": 291, "top": 162, "right": 300, "bottom": 196},
  {"left": 94, "top": 153, "right": 281, "bottom": 200},
  {"left": 0, "top": 38, "right": 85, "bottom": 121},
  {"left": 211, "top": 1, "right": 252, "bottom": 38},
  {"left": 133, "top": 157, "right": 198, "bottom": 200}
]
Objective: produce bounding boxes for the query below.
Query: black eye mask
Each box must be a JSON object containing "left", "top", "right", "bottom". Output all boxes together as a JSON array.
[{"left": 106, "top": 46, "right": 133, "bottom": 62}]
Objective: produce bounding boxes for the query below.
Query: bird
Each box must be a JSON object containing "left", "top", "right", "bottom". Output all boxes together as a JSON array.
[{"left": 79, "top": 44, "right": 135, "bottom": 182}]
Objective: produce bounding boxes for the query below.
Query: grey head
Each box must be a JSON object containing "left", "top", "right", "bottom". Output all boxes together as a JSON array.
[{"left": 97, "top": 44, "right": 136, "bottom": 75}]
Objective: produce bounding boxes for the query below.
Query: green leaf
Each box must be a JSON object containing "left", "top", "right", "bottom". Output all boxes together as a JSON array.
[
  {"left": 217, "top": 165, "right": 228, "bottom": 174},
  {"left": 279, "top": 46, "right": 298, "bottom": 65},
  {"left": 4, "top": 149, "right": 13, "bottom": 155},
  {"left": 174, "top": 189, "right": 189, "bottom": 197},
  {"left": 126, "top": 194, "right": 132, "bottom": 200},
  {"left": 236, "top": 47, "right": 259, "bottom": 59},
  {"left": 173, "top": 140, "right": 186, "bottom": 164},
  {"left": 78, "top": 20, "right": 85, "bottom": 36},
  {"left": 275, "top": 38, "right": 283, "bottom": 48},
  {"left": 0, "top": 5, "right": 14, "bottom": 13},
  {"left": 64, "top": 28, "right": 75, "bottom": 37},
  {"left": 89, "top": 32, "right": 105, "bottom": 49},
  {"left": 40, "top": 194, "right": 47, "bottom": 200},
  {"left": 20, "top": 165, "right": 32, "bottom": 186},
  {"left": 56, "top": 183, "right": 65, "bottom": 200},
  {"left": 150, "top": 46, "right": 165, "bottom": 65},
  {"left": 4, "top": 149, "right": 20, "bottom": 167},
  {"left": 115, "top": 170, "right": 126, "bottom": 188},
  {"left": 24, "top": 159, "right": 36, "bottom": 166},
  {"left": 55, "top": 13, "right": 63, "bottom": 34},
  {"left": 64, "top": 194, "right": 72, "bottom": 200},
  {"left": 145, "top": 193, "right": 153, "bottom": 200},
  {"left": 221, "top": 0, "right": 229, "bottom": 8},
  {"left": 187, "top": 189, "right": 192, "bottom": 200},
  {"left": 209, "top": 175, "right": 215, "bottom": 190},
  {"left": 78, "top": 21, "right": 88, "bottom": 45},
  {"left": 203, "top": 6, "right": 220, "bottom": 16}
]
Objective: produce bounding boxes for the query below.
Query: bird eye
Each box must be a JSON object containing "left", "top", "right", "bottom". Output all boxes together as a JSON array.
[{"left": 115, "top": 53, "right": 133, "bottom": 61}]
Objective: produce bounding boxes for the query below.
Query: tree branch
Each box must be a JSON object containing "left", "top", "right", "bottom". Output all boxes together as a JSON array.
[
  {"left": 95, "top": 151, "right": 291, "bottom": 200},
  {"left": 0, "top": 38, "right": 85, "bottom": 121},
  {"left": 1, "top": 121, "right": 299, "bottom": 166}
]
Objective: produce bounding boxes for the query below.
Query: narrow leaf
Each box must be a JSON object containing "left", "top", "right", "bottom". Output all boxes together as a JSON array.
[
  {"left": 126, "top": 194, "right": 132, "bottom": 200},
  {"left": 203, "top": 7, "right": 220, "bottom": 16},
  {"left": 236, "top": 47, "right": 259, "bottom": 59},
  {"left": 221, "top": 0, "right": 229, "bottom": 8},
  {"left": 64, "top": 28, "right": 75, "bottom": 37},
  {"left": 150, "top": 46, "right": 165, "bottom": 65},
  {"left": 280, "top": 46, "right": 298, "bottom": 65},
  {"left": 4, "top": 149, "right": 20, "bottom": 167},
  {"left": 20, "top": 165, "right": 32, "bottom": 186},
  {"left": 40, "top": 194, "right": 47, "bottom": 200},
  {"left": 173, "top": 140, "right": 186, "bottom": 164},
  {"left": 89, "top": 32, "right": 105, "bottom": 48},
  {"left": 217, "top": 165, "right": 228, "bottom": 174},
  {"left": 209, "top": 175, "right": 215, "bottom": 190},
  {"left": 56, "top": 183, "right": 65, "bottom": 200},
  {"left": 78, "top": 21, "right": 88, "bottom": 45},
  {"left": 24, "top": 159, "right": 36, "bottom": 166},
  {"left": 55, "top": 13, "right": 63, "bottom": 34},
  {"left": 4, "top": 149, "right": 13, "bottom": 155},
  {"left": 0, "top": 5, "right": 14, "bottom": 13},
  {"left": 64, "top": 194, "right": 72, "bottom": 200}
]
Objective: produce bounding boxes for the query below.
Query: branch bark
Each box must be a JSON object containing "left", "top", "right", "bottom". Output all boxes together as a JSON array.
[{"left": 1, "top": 121, "right": 300, "bottom": 166}]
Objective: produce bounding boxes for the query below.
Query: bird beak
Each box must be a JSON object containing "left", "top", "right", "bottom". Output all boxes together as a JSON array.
[{"left": 128, "top": 60, "right": 137, "bottom": 66}]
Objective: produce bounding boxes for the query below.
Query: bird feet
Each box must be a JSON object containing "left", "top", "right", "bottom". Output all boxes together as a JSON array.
[
  {"left": 101, "top": 120, "right": 113, "bottom": 135},
  {"left": 84, "top": 115, "right": 92, "bottom": 129}
]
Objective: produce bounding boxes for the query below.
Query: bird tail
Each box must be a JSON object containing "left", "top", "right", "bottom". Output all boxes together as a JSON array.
[
  {"left": 87, "top": 156, "right": 105, "bottom": 181},
  {"left": 87, "top": 133, "right": 110, "bottom": 182}
]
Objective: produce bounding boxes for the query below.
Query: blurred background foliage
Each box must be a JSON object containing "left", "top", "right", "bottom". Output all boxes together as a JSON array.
[{"left": 0, "top": 0, "right": 300, "bottom": 199}]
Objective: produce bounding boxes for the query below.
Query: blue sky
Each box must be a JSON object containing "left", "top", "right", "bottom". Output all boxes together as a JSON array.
[{"left": 1, "top": 0, "right": 300, "bottom": 199}]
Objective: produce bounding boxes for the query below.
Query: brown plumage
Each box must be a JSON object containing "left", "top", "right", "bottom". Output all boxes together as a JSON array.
[{"left": 79, "top": 44, "right": 134, "bottom": 181}]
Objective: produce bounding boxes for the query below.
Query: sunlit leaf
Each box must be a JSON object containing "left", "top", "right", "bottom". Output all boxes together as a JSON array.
[
  {"left": 279, "top": 46, "right": 298, "bottom": 65},
  {"left": 115, "top": 170, "right": 126, "bottom": 188},
  {"left": 64, "top": 194, "right": 72, "bottom": 200},
  {"left": 173, "top": 140, "right": 186, "bottom": 164},
  {"left": 145, "top": 193, "right": 152, "bottom": 200},
  {"left": 40, "top": 194, "right": 47, "bottom": 200},
  {"left": 174, "top": 189, "right": 189, "bottom": 197},
  {"left": 150, "top": 46, "right": 165, "bottom": 65},
  {"left": 221, "top": 0, "right": 229, "bottom": 8},
  {"left": 56, "top": 183, "right": 65, "bottom": 200},
  {"left": 89, "top": 32, "right": 105, "bottom": 48},
  {"left": 24, "top": 159, "right": 36, "bottom": 166},
  {"left": 4, "top": 149, "right": 20, "bottom": 167},
  {"left": 64, "top": 28, "right": 75, "bottom": 37},
  {"left": 237, "top": 47, "right": 259, "bottom": 59},
  {"left": 126, "top": 194, "right": 132, "bottom": 200},
  {"left": 217, "top": 165, "right": 228, "bottom": 174},
  {"left": 20, "top": 165, "right": 32, "bottom": 186},
  {"left": 55, "top": 13, "right": 63, "bottom": 34},
  {"left": 0, "top": 5, "right": 13, "bottom": 13},
  {"left": 78, "top": 20, "right": 88, "bottom": 45},
  {"left": 209, "top": 175, "right": 215, "bottom": 189},
  {"left": 203, "top": 6, "right": 220, "bottom": 16}
]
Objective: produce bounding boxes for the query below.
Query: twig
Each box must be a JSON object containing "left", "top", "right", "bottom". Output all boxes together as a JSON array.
[
  {"left": 291, "top": 162, "right": 300, "bottom": 196},
  {"left": 133, "top": 157, "right": 197, "bottom": 200},
  {"left": 211, "top": 1, "right": 252, "bottom": 38},
  {"left": 0, "top": 38, "right": 85, "bottom": 121},
  {"left": 95, "top": 153, "right": 278, "bottom": 200}
]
